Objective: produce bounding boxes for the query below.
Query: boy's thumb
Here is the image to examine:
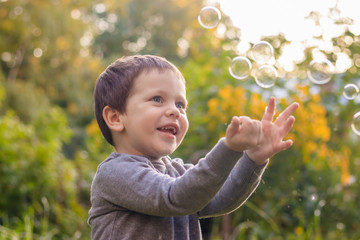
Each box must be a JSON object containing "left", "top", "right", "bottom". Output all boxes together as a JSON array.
[{"left": 227, "top": 116, "right": 241, "bottom": 134}]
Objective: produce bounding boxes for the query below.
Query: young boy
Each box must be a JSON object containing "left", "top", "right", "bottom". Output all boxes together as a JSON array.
[{"left": 88, "top": 55, "right": 298, "bottom": 240}]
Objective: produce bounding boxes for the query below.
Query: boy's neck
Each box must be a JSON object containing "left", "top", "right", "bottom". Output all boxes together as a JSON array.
[{"left": 113, "top": 143, "right": 164, "bottom": 162}]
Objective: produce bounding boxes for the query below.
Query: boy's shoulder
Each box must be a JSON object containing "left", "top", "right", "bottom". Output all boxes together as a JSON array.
[{"left": 96, "top": 153, "right": 193, "bottom": 176}]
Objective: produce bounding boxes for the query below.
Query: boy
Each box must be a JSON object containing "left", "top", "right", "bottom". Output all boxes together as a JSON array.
[{"left": 88, "top": 55, "right": 298, "bottom": 239}]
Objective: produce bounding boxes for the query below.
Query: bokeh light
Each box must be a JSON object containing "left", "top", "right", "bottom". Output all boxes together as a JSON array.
[
  {"left": 254, "top": 65, "right": 278, "bottom": 88},
  {"left": 198, "top": 6, "right": 221, "bottom": 29},
  {"left": 229, "top": 56, "right": 252, "bottom": 80},
  {"left": 351, "top": 111, "right": 360, "bottom": 136},
  {"left": 343, "top": 83, "right": 359, "bottom": 100},
  {"left": 307, "top": 59, "right": 334, "bottom": 84},
  {"left": 33, "top": 48, "right": 43, "bottom": 58},
  {"left": 251, "top": 41, "right": 274, "bottom": 64}
]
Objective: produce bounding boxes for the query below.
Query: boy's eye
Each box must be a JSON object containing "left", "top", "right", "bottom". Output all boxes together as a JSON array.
[
  {"left": 152, "top": 96, "right": 162, "bottom": 103},
  {"left": 176, "top": 102, "right": 186, "bottom": 110}
]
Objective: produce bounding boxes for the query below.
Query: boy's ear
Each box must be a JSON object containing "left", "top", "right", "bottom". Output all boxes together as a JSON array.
[{"left": 102, "top": 106, "right": 125, "bottom": 132}]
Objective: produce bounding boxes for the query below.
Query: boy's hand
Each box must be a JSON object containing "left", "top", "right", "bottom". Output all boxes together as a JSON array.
[
  {"left": 246, "top": 97, "right": 299, "bottom": 165},
  {"left": 224, "top": 116, "right": 263, "bottom": 153}
]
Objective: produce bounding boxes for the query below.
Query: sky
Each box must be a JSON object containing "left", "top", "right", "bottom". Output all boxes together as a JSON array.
[
  {"left": 206, "top": 0, "right": 360, "bottom": 74},
  {"left": 218, "top": 0, "right": 360, "bottom": 43}
]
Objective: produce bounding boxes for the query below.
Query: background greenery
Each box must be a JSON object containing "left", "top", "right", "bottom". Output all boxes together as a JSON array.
[{"left": 0, "top": 0, "right": 359, "bottom": 239}]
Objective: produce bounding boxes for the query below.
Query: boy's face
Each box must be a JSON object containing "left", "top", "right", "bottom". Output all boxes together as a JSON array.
[{"left": 117, "top": 69, "right": 189, "bottom": 159}]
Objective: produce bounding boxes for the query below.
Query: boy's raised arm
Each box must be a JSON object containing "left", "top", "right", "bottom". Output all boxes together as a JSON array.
[{"left": 199, "top": 98, "right": 298, "bottom": 217}]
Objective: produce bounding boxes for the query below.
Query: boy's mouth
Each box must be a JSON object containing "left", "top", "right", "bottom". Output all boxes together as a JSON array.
[{"left": 157, "top": 126, "right": 178, "bottom": 135}]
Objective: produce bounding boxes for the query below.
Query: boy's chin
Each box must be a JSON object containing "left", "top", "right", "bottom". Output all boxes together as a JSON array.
[{"left": 149, "top": 149, "right": 176, "bottom": 159}]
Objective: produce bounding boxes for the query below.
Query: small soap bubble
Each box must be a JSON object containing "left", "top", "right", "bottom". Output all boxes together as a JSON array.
[
  {"left": 336, "top": 222, "right": 345, "bottom": 230},
  {"left": 351, "top": 111, "right": 360, "bottom": 136},
  {"left": 198, "top": 6, "right": 221, "bottom": 29},
  {"left": 254, "top": 65, "right": 277, "bottom": 88},
  {"left": 343, "top": 83, "right": 359, "bottom": 100},
  {"left": 307, "top": 59, "right": 334, "bottom": 85},
  {"left": 229, "top": 56, "right": 252, "bottom": 80},
  {"left": 318, "top": 200, "right": 326, "bottom": 207},
  {"left": 251, "top": 41, "right": 274, "bottom": 64}
]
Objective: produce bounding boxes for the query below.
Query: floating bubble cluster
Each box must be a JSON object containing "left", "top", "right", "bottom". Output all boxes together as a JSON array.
[
  {"left": 197, "top": 5, "right": 359, "bottom": 136},
  {"left": 228, "top": 41, "right": 277, "bottom": 88},
  {"left": 229, "top": 56, "right": 252, "bottom": 80},
  {"left": 254, "top": 65, "right": 278, "bottom": 88},
  {"left": 343, "top": 83, "right": 359, "bottom": 100},
  {"left": 307, "top": 59, "right": 334, "bottom": 85},
  {"left": 198, "top": 6, "right": 221, "bottom": 29}
]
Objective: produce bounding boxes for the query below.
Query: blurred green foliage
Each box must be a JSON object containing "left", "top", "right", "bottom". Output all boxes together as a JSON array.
[{"left": 0, "top": 0, "right": 360, "bottom": 239}]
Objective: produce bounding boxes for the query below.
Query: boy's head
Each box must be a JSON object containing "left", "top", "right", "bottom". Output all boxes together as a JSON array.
[{"left": 94, "top": 55, "right": 186, "bottom": 146}]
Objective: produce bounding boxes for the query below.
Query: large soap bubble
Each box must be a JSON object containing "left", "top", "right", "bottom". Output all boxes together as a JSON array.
[
  {"left": 229, "top": 56, "right": 252, "bottom": 80},
  {"left": 254, "top": 65, "right": 278, "bottom": 88},
  {"left": 251, "top": 41, "right": 274, "bottom": 64},
  {"left": 307, "top": 59, "right": 334, "bottom": 85},
  {"left": 198, "top": 6, "right": 221, "bottom": 29}
]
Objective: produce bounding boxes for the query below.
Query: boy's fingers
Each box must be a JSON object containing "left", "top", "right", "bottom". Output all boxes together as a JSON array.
[
  {"left": 279, "top": 116, "right": 296, "bottom": 136},
  {"left": 227, "top": 116, "right": 241, "bottom": 134},
  {"left": 239, "top": 116, "right": 254, "bottom": 129},
  {"left": 256, "top": 121, "right": 263, "bottom": 145},
  {"left": 228, "top": 117, "right": 239, "bottom": 132},
  {"left": 277, "top": 139, "right": 293, "bottom": 152},
  {"left": 262, "top": 96, "right": 276, "bottom": 122},
  {"left": 275, "top": 102, "right": 299, "bottom": 126}
]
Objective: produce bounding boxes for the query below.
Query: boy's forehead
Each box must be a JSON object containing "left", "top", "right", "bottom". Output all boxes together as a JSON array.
[
  {"left": 131, "top": 68, "right": 186, "bottom": 93},
  {"left": 136, "top": 68, "right": 185, "bottom": 85}
]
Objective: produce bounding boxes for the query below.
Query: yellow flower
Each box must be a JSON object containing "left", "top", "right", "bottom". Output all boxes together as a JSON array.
[
  {"left": 86, "top": 119, "right": 100, "bottom": 136},
  {"left": 339, "top": 147, "right": 351, "bottom": 185},
  {"left": 218, "top": 85, "right": 232, "bottom": 100},
  {"left": 208, "top": 98, "right": 219, "bottom": 116},
  {"left": 294, "top": 226, "right": 304, "bottom": 235}
]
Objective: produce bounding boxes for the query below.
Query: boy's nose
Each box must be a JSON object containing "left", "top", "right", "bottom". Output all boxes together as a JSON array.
[{"left": 165, "top": 105, "right": 181, "bottom": 119}]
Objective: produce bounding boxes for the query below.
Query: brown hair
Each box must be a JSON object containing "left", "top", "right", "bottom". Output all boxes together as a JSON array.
[{"left": 94, "top": 55, "right": 185, "bottom": 146}]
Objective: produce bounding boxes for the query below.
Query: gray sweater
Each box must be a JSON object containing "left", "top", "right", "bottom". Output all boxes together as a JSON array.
[{"left": 88, "top": 139, "right": 268, "bottom": 240}]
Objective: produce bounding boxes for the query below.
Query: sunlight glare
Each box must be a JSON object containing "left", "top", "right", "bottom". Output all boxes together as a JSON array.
[{"left": 219, "top": 0, "right": 359, "bottom": 49}]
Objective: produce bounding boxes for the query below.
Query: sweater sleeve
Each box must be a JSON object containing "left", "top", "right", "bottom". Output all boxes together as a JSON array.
[
  {"left": 198, "top": 152, "right": 268, "bottom": 218},
  {"left": 89, "top": 139, "right": 243, "bottom": 218}
]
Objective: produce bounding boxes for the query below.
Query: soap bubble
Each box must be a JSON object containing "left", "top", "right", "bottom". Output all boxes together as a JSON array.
[
  {"left": 254, "top": 65, "right": 278, "bottom": 88},
  {"left": 307, "top": 59, "right": 334, "bottom": 85},
  {"left": 251, "top": 41, "right": 274, "bottom": 64},
  {"left": 229, "top": 56, "right": 252, "bottom": 80},
  {"left": 343, "top": 83, "right": 359, "bottom": 100},
  {"left": 198, "top": 6, "right": 221, "bottom": 29},
  {"left": 351, "top": 111, "right": 360, "bottom": 136}
]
